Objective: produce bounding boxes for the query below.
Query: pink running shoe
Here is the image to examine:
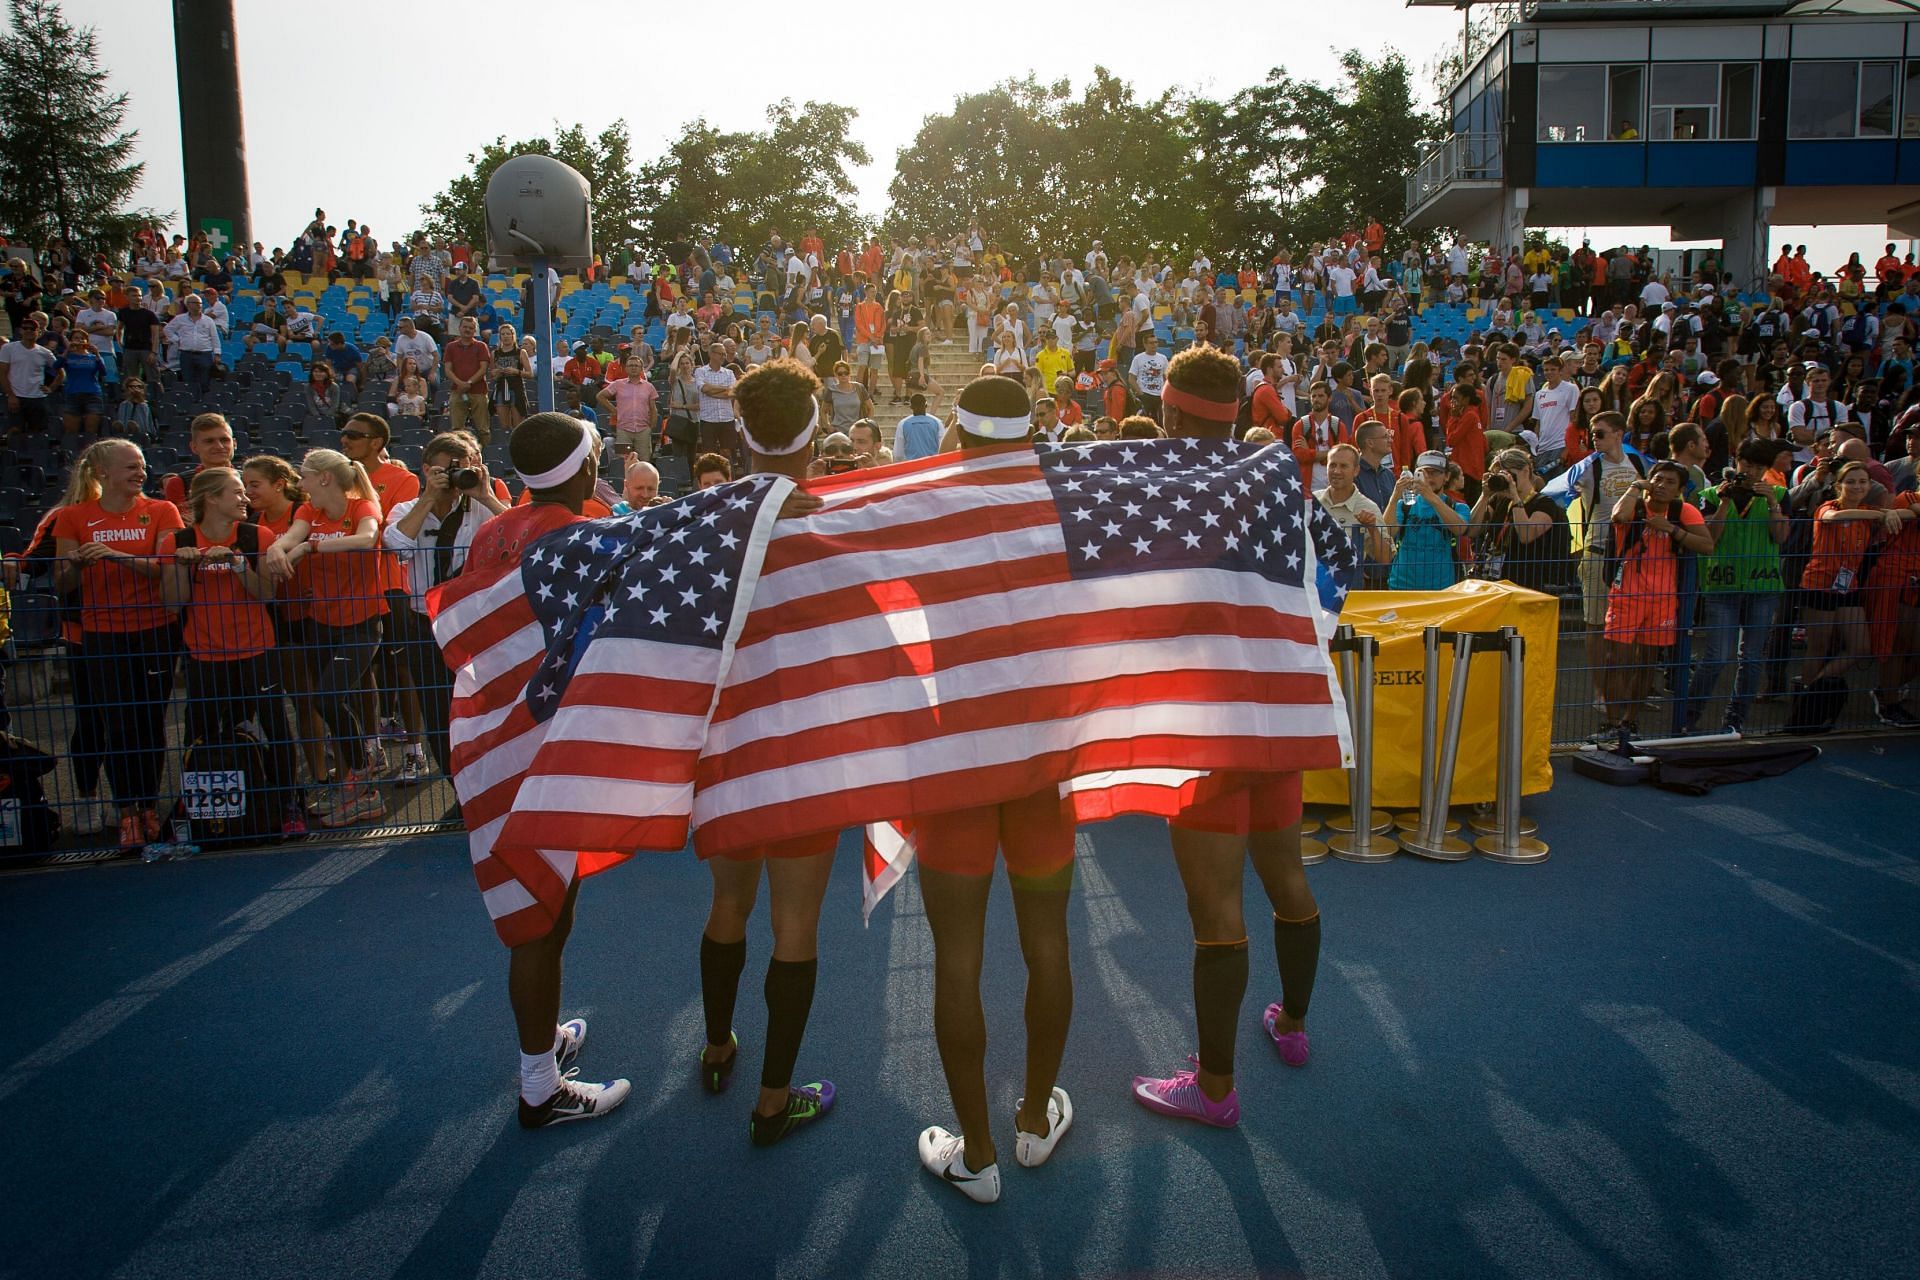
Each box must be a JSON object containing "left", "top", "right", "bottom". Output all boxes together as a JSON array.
[
  {"left": 1131, "top": 1065, "right": 1240, "bottom": 1128},
  {"left": 1264, "top": 1003, "right": 1310, "bottom": 1067}
]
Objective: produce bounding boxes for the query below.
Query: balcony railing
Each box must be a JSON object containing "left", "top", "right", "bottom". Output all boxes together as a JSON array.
[{"left": 1406, "top": 132, "right": 1504, "bottom": 213}]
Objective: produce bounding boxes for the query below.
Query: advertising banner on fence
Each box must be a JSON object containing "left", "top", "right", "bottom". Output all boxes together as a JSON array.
[{"left": 1304, "top": 579, "right": 1559, "bottom": 809}]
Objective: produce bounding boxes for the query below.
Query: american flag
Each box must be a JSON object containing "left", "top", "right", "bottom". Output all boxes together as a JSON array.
[{"left": 435, "top": 439, "right": 1356, "bottom": 946}]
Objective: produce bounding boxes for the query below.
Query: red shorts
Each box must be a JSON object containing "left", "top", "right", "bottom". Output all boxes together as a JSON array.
[
  {"left": 1169, "top": 772, "right": 1303, "bottom": 837},
  {"left": 913, "top": 789, "right": 1076, "bottom": 880},
  {"left": 711, "top": 829, "right": 841, "bottom": 862}
]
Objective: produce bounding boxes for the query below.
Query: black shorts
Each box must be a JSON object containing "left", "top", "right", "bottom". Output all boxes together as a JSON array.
[
  {"left": 1804, "top": 588, "right": 1864, "bottom": 613},
  {"left": 10, "top": 396, "right": 49, "bottom": 432}
]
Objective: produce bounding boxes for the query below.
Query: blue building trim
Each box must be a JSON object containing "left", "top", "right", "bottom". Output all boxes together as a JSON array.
[
  {"left": 1536, "top": 144, "right": 1643, "bottom": 187},
  {"left": 1783, "top": 140, "right": 1898, "bottom": 186},
  {"left": 1646, "top": 143, "right": 1755, "bottom": 188}
]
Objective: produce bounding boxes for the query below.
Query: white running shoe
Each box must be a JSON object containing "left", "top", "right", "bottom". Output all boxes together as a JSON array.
[
  {"left": 555, "top": 1017, "right": 587, "bottom": 1072},
  {"left": 518, "top": 1071, "right": 631, "bottom": 1130},
  {"left": 1014, "top": 1086, "right": 1073, "bottom": 1168},
  {"left": 918, "top": 1125, "right": 1001, "bottom": 1204}
]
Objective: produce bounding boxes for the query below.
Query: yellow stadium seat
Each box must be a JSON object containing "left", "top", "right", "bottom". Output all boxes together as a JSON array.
[{"left": 348, "top": 305, "right": 370, "bottom": 320}]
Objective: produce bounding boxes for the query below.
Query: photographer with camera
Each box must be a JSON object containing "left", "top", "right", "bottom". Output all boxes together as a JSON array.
[
  {"left": 382, "top": 431, "right": 507, "bottom": 776},
  {"left": 1690, "top": 439, "right": 1790, "bottom": 733},
  {"left": 1385, "top": 450, "right": 1471, "bottom": 590},
  {"left": 1468, "top": 448, "right": 1568, "bottom": 593}
]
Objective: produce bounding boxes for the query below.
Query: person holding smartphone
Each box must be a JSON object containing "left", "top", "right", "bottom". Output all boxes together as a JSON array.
[
  {"left": 1598, "top": 461, "right": 1713, "bottom": 737},
  {"left": 1384, "top": 450, "right": 1470, "bottom": 590}
]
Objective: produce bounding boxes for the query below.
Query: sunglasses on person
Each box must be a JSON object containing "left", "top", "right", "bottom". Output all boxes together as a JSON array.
[{"left": 339, "top": 428, "right": 375, "bottom": 441}]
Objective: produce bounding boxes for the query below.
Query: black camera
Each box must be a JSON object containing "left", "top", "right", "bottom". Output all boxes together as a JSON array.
[
  {"left": 1484, "top": 472, "right": 1511, "bottom": 493},
  {"left": 448, "top": 466, "right": 482, "bottom": 491},
  {"left": 1720, "top": 466, "right": 1751, "bottom": 491}
]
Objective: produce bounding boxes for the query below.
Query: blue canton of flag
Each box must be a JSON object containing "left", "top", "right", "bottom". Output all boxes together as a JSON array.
[
  {"left": 1035, "top": 439, "right": 1358, "bottom": 610},
  {"left": 519, "top": 476, "right": 781, "bottom": 721}
]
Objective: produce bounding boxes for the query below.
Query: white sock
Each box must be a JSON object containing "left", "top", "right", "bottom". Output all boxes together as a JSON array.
[
  {"left": 406, "top": 743, "right": 426, "bottom": 761},
  {"left": 520, "top": 1049, "right": 560, "bottom": 1105}
]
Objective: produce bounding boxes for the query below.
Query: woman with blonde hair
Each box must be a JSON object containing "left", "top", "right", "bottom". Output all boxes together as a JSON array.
[
  {"left": 242, "top": 454, "right": 326, "bottom": 793},
  {"left": 262, "top": 449, "right": 387, "bottom": 827},
  {"left": 161, "top": 467, "right": 305, "bottom": 833},
  {"left": 50, "top": 439, "right": 186, "bottom": 848},
  {"left": 491, "top": 322, "right": 530, "bottom": 431}
]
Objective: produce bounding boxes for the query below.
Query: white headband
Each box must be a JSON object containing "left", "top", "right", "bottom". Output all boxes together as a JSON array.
[
  {"left": 516, "top": 419, "right": 597, "bottom": 489},
  {"left": 954, "top": 406, "right": 1031, "bottom": 439},
  {"left": 743, "top": 400, "right": 818, "bottom": 457}
]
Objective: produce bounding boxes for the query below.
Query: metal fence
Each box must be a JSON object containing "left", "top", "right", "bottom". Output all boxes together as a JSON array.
[{"left": 1, "top": 516, "right": 1914, "bottom": 867}]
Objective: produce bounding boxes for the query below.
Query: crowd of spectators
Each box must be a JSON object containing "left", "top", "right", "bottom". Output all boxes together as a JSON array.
[{"left": 1, "top": 210, "right": 1919, "bottom": 855}]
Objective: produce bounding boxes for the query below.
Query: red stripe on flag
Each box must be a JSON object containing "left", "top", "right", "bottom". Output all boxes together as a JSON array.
[
  {"left": 697, "top": 669, "right": 1334, "bottom": 784},
  {"left": 690, "top": 731, "right": 1342, "bottom": 856},
  {"left": 738, "top": 551, "right": 1073, "bottom": 644},
  {"left": 717, "top": 603, "right": 1325, "bottom": 719}
]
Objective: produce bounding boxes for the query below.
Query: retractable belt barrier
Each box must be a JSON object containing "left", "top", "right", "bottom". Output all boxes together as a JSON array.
[{"left": 1325, "top": 626, "right": 1396, "bottom": 864}]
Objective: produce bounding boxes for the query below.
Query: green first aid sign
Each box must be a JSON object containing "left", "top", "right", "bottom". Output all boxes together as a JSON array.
[{"left": 199, "top": 218, "right": 236, "bottom": 253}]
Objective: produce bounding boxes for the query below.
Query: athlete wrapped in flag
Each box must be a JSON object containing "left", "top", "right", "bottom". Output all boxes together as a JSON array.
[
  {"left": 913, "top": 376, "right": 1080, "bottom": 1205},
  {"left": 1130, "top": 344, "right": 1359, "bottom": 1129},
  {"left": 695, "top": 359, "right": 840, "bottom": 1148},
  {"left": 440, "top": 413, "right": 628, "bottom": 1130}
]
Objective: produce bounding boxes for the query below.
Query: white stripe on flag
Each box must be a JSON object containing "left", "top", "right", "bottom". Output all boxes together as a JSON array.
[
  {"left": 513, "top": 773, "right": 695, "bottom": 819},
  {"left": 704, "top": 634, "right": 1330, "bottom": 757},
  {"left": 753, "top": 518, "right": 1062, "bottom": 609},
  {"left": 726, "top": 566, "right": 1319, "bottom": 686},
  {"left": 694, "top": 699, "right": 1343, "bottom": 822},
  {"left": 482, "top": 879, "right": 538, "bottom": 922}
]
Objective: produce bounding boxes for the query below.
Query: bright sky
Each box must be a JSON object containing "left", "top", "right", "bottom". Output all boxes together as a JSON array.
[{"left": 50, "top": 0, "right": 1900, "bottom": 268}]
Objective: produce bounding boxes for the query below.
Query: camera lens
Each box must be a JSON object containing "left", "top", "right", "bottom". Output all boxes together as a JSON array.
[{"left": 450, "top": 466, "right": 481, "bottom": 491}]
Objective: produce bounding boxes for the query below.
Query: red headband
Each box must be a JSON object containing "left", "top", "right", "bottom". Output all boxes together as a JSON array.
[{"left": 1162, "top": 382, "right": 1241, "bottom": 424}]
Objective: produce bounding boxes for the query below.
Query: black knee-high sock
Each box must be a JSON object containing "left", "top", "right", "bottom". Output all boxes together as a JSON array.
[
  {"left": 761, "top": 957, "right": 818, "bottom": 1092},
  {"left": 699, "top": 934, "right": 747, "bottom": 1049},
  {"left": 1273, "top": 913, "right": 1321, "bottom": 1022},
  {"left": 1193, "top": 940, "right": 1249, "bottom": 1078}
]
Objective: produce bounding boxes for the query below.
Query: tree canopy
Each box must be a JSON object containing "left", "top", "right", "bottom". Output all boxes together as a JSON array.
[
  {"left": 421, "top": 102, "right": 870, "bottom": 265},
  {"left": 421, "top": 53, "right": 1440, "bottom": 265},
  {"left": 886, "top": 54, "right": 1440, "bottom": 265},
  {"left": 0, "top": 0, "right": 163, "bottom": 255}
]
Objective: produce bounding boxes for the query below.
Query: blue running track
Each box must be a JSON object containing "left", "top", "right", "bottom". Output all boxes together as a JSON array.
[{"left": 2, "top": 742, "right": 1917, "bottom": 1279}]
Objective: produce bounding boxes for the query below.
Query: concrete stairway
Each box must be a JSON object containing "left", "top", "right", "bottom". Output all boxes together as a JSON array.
[{"left": 864, "top": 339, "right": 996, "bottom": 448}]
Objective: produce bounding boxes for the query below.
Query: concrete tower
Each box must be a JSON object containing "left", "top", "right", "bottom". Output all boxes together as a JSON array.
[{"left": 172, "top": 0, "right": 251, "bottom": 257}]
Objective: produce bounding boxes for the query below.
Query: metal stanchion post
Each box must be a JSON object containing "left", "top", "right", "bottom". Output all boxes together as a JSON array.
[
  {"left": 1396, "top": 626, "right": 1459, "bottom": 835},
  {"left": 1299, "top": 810, "right": 1329, "bottom": 866},
  {"left": 1330, "top": 631, "right": 1397, "bottom": 863},
  {"left": 1325, "top": 627, "right": 1391, "bottom": 837},
  {"left": 1401, "top": 630, "right": 1475, "bottom": 861},
  {"left": 1476, "top": 627, "right": 1550, "bottom": 863}
]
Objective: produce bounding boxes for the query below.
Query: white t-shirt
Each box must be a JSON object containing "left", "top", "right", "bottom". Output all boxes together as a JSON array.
[
  {"left": 1327, "top": 266, "right": 1356, "bottom": 298},
  {"left": 1052, "top": 314, "right": 1075, "bottom": 347},
  {"left": 0, "top": 340, "right": 59, "bottom": 398},
  {"left": 1533, "top": 379, "right": 1577, "bottom": 443},
  {"left": 1129, "top": 351, "right": 1168, "bottom": 396},
  {"left": 76, "top": 307, "right": 119, "bottom": 346},
  {"left": 1640, "top": 280, "right": 1670, "bottom": 309},
  {"left": 392, "top": 329, "right": 439, "bottom": 372},
  {"left": 692, "top": 364, "right": 737, "bottom": 422},
  {"left": 1272, "top": 356, "right": 1299, "bottom": 415},
  {"left": 784, "top": 256, "right": 810, "bottom": 288}
]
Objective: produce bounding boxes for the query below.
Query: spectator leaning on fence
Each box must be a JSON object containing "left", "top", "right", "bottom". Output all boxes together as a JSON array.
[
  {"left": 382, "top": 431, "right": 506, "bottom": 775},
  {"left": 50, "top": 439, "right": 185, "bottom": 850},
  {"left": 160, "top": 466, "right": 304, "bottom": 834},
  {"left": 261, "top": 449, "right": 388, "bottom": 829}
]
